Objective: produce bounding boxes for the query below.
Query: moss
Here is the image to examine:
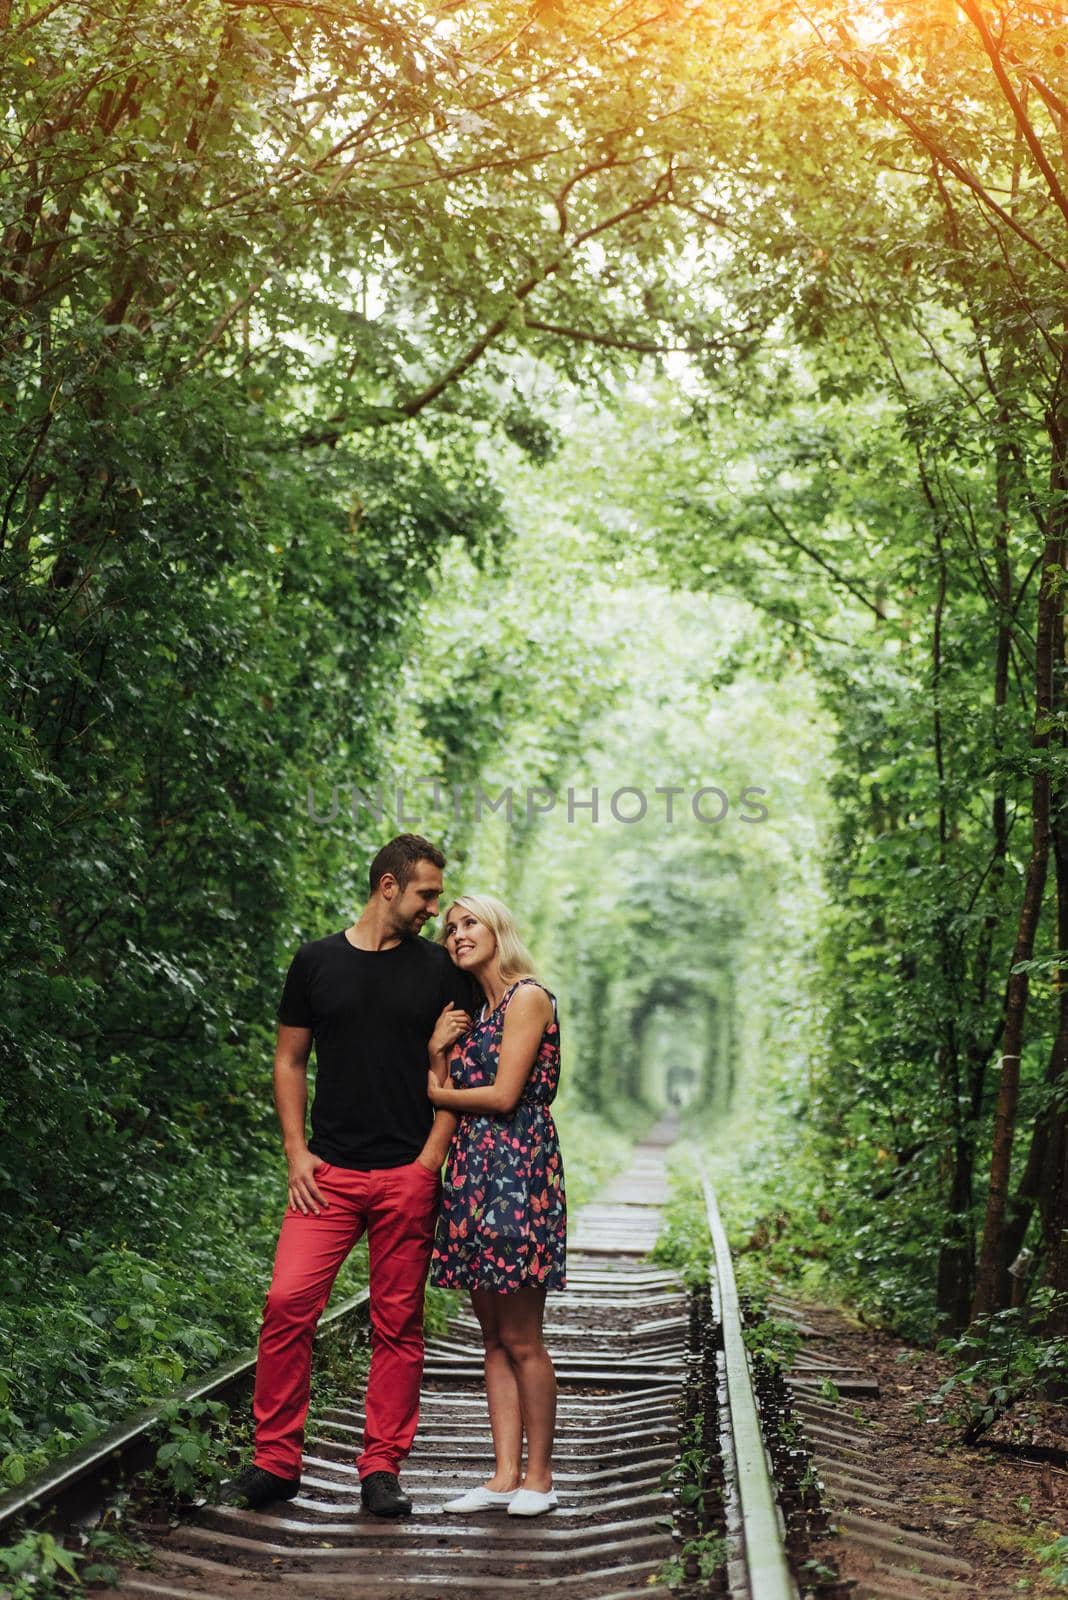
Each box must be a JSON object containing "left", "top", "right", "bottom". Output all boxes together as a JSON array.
[
  {"left": 971, "top": 1519, "right": 1066, "bottom": 1599},
  {"left": 918, "top": 1488, "right": 968, "bottom": 1507},
  {"left": 972, "top": 1518, "right": 1061, "bottom": 1556}
]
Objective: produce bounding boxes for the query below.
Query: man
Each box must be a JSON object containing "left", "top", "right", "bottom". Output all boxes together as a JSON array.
[{"left": 221, "top": 833, "right": 476, "bottom": 1517}]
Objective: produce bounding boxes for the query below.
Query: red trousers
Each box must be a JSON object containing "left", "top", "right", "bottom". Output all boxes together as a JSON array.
[{"left": 252, "top": 1158, "right": 441, "bottom": 1480}]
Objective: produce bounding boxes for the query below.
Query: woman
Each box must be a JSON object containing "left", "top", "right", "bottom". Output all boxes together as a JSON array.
[{"left": 426, "top": 893, "right": 566, "bottom": 1518}]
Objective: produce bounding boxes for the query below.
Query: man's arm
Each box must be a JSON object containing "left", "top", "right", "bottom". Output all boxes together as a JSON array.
[
  {"left": 417, "top": 1106, "right": 459, "bottom": 1172},
  {"left": 417, "top": 999, "right": 468, "bottom": 1170},
  {"left": 275, "top": 1023, "right": 330, "bottom": 1216}
]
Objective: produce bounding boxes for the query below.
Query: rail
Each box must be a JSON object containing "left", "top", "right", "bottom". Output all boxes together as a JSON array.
[
  {"left": 0, "top": 1287, "right": 371, "bottom": 1540},
  {"left": 701, "top": 1167, "right": 798, "bottom": 1600}
]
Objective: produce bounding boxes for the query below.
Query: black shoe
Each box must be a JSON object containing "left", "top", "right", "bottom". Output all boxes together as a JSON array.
[
  {"left": 360, "top": 1470, "right": 412, "bottom": 1517},
  {"left": 218, "top": 1463, "right": 301, "bottom": 1508}
]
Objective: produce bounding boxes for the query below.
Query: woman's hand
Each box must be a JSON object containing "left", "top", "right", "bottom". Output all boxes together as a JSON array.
[{"left": 429, "top": 1002, "right": 471, "bottom": 1057}]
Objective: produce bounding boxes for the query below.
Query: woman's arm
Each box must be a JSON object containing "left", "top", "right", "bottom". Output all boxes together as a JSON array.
[
  {"left": 428, "top": 1002, "right": 470, "bottom": 1086},
  {"left": 428, "top": 1044, "right": 451, "bottom": 1087},
  {"left": 428, "top": 985, "right": 553, "bottom": 1115}
]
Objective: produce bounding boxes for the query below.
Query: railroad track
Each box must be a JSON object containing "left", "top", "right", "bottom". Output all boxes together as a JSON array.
[
  {"left": 3, "top": 1120, "right": 985, "bottom": 1600},
  {"left": 109, "top": 1127, "right": 689, "bottom": 1599},
  {"left": 774, "top": 1298, "right": 982, "bottom": 1600}
]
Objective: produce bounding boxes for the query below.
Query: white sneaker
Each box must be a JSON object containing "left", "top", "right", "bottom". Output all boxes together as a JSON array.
[
  {"left": 507, "top": 1487, "right": 558, "bottom": 1516},
  {"left": 442, "top": 1485, "right": 519, "bottom": 1512}
]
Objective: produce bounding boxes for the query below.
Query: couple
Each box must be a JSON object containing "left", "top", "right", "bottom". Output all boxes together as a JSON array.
[{"left": 221, "top": 833, "right": 567, "bottom": 1520}]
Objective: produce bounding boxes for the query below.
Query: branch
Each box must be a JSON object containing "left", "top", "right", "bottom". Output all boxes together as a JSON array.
[
  {"left": 168, "top": 265, "right": 273, "bottom": 383},
  {"left": 555, "top": 155, "right": 621, "bottom": 235},
  {"left": 395, "top": 172, "right": 675, "bottom": 421},
  {"left": 0, "top": 397, "right": 57, "bottom": 553},
  {"left": 982, "top": 198, "right": 1065, "bottom": 365},
  {"left": 13, "top": 0, "right": 82, "bottom": 33},
  {"left": 762, "top": 502, "right": 887, "bottom": 618},
  {"left": 311, "top": 17, "right": 629, "bottom": 190},
  {"left": 673, "top": 197, "right": 736, "bottom": 233},
  {"left": 284, "top": 176, "right": 680, "bottom": 448},
  {"left": 872, "top": 85, "right": 1063, "bottom": 270},
  {"left": 523, "top": 317, "right": 753, "bottom": 355},
  {"left": 958, "top": 0, "right": 1068, "bottom": 232},
  {"left": 1018, "top": 69, "right": 1068, "bottom": 130},
  {"left": 796, "top": 5, "right": 1067, "bottom": 272},
  {"left": 722, "top": 584, "right": 858, "bottom": 650}
]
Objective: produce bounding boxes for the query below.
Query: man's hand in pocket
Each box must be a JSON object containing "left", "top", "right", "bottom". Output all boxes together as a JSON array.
[{"left": 287, "top": 1147, "right": 330, "bottom": 1215}]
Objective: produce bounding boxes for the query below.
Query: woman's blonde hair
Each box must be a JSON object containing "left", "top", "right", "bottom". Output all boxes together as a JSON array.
[{"left": 439, "top": 893, "right": 539, "bottom": 983}]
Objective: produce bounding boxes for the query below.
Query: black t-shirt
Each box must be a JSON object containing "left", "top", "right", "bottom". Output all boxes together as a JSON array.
[{"left": 276, "top": 930, "right": 478, "bottom": 1169}]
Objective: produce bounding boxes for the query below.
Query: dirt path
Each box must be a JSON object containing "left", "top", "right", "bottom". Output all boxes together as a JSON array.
[{"left": 781, "top": 1293, "right": 1067, "bottom": 1598}]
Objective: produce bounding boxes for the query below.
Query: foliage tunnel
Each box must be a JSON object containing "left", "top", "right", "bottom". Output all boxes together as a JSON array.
[{"left": 1, "top": 0, "right": 1066, "bottom": 1488}]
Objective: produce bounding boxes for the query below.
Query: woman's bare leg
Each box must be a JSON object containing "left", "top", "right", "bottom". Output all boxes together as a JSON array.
[
  {"left": 469, "top": 1289, "right": 523, "bottom": 1490},
  {"left": 496, "top": 1286, "right": 556, "bottom": 1492}
]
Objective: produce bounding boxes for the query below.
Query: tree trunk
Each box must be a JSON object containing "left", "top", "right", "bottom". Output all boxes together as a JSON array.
[
  {"left": 1039, "top": 392, "right": 1068, "bottom": 1338},
  {"left": 938, "top": 384, "right": 1017, "bottom": 1331},
  {"left": 1005, "top": 789, "right": 1068, "bottom": 1364},
  {"left": 931, "top": 491, "right": 972, "bottom": 1332},
  {"left": 971, "top": 355, "right": 1068, "bottom": 1320}
]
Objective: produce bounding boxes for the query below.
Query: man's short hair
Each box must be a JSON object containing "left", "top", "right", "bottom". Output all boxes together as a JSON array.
[{"left": 368, "top": 833, "right": 446, "bottom": 895}]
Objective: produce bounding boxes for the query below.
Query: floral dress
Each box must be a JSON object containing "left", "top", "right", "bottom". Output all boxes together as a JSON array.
[{"left": 429, "top": 978, "right": 567, "bottom": 1293}]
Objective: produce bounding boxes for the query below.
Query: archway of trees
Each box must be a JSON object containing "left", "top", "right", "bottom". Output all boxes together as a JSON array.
[{"left": 3, "top": 0, "right": 1067, "bottom": 1488}]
